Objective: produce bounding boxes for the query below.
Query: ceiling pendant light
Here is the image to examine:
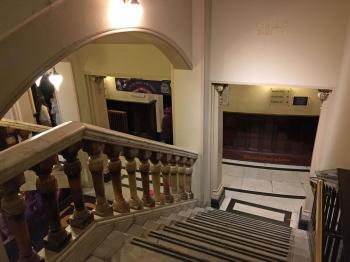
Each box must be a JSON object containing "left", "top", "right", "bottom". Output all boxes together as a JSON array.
[{"left": 49, "top": 67, "right": 63, "bottom": 91}]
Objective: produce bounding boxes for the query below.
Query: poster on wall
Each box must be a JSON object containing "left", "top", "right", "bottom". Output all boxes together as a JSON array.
[{"left": 115, "top": 78, "right": 171, "bottom": 95}]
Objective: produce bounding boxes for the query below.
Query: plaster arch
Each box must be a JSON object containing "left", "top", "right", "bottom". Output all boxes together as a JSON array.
[{"left": 0, "top": 0, "right": 193, "bottom": 118}]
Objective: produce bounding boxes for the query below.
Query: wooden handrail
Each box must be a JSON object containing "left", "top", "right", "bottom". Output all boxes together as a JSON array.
[
  {"left": 0, "top": 118, "right": 50, "bottom": 133},
  {"left": 0, "top": 121, "right": 198, "bottom": 184},
  {"left": 315, "top": 179, "right": 324, "bottom": 262}
]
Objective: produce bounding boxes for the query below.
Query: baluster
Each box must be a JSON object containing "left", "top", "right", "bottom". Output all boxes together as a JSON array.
[
  {"left": 83, "top": 141, "right": 113, "bottom": 217},
  {"left": 139, "top": 150, "right": 155, "bottom": 208},
  {"left": 0, "top": 174, "right": 42, "bottom": 262},
  {"left": 177, "top": 157, "right": 187, "bottom": 200},
  {"left": 185, "top": 158, "right": 194, "bottom": 199},
  {"left": 150, "top": 152, "right": 164, "bottom": 205},
  {"left": 170, "top": 156, "right": 179, "bottom": 202},
  {"left": 2, "top": 127, "right": 18, "bottom": 148},
  {"left": 33, "top": 156, "right": 71, "bottom": 252},
  {"left": 61, "top": 143, "right": 94, "bottom": 228},
  {"left": 17, "top": 129, "right": 31, "bottom": 142},
  {"left": 161, "top": 154, "right": 173, "bottom": 203},
  {"left": 104, "top": 144, "right": 130, "bottom": 213},
  {"left": 124, "top": 148, "right": 143, "bottom": 210}
]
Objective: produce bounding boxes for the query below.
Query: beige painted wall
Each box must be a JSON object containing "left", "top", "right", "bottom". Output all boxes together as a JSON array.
[
  {"left": 75, "top": 44, "right": 172, "bottom": 80},
  {"left": 2, "top": 90, "right": 35, "bottom": 123},
  {"left": 223, "top": 85, "right": 320, "bottom": 116},
  {"left": 68, "top": 43, "right": 172, "bottom": 125},
  {"left": 54, "top": 62, "right": 81, "bottom": 123},
  {"left": 313, "top": 18, "right": 350, "bottom": 171},
  {"left": 210, "top": 0, "right": 350, "bottom": 88}
]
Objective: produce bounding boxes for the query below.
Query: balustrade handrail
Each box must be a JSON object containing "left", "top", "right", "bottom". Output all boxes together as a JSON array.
[
  {"left": 0, "top": 121, "right": 198, "bottom": 184},
  {"left": 0, "top": 118, "right": 50, "bottom": 133}
]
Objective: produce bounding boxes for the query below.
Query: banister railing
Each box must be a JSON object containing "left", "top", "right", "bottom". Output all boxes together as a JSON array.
[
  {"left": 0, "top": 118, "right": 50, "bottom": 133},
  {"left": 310, "top": 169, "right": 350, "bottom": 262},
  {"left": 0, "top": 121, "right": 197, "bottom": 261}
]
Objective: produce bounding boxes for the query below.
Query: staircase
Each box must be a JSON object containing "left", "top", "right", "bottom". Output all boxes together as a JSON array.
[
  {"left": 0, "top": 120, "right": 313, "bottom": 261},
  {"left": 84, "top": 207, "right": 310, "bottom": 262}
]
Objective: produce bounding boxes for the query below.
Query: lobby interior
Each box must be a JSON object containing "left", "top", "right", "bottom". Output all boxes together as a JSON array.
[{"left": 1, "top": 0, "right": 350, "bottom": 261}]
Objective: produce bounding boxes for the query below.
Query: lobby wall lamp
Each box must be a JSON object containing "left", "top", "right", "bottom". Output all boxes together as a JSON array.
[
  {"left": 49, "top": 67, "right": 63, "bottom": 91},
  {"left": 108, "top": 0, "right": 143, "bottom": 27}
]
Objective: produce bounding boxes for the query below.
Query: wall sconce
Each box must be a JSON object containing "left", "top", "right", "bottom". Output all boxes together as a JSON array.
[
  {"left": 317, "top": 89, "right": 332, "bottom": 107},
  {"left": 108, "top": 0, "right": 143, "bottom": 28}
]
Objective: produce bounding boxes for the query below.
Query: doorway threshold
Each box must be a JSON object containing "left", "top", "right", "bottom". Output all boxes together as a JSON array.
[{"left": 222, "top": 159, "right": 310, "bottom": 172}]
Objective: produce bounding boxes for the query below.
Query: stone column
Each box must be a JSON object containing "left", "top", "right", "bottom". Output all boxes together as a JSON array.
[
  {"left": 124, "top": 148, "right": 143, "bottom": 210},
  {"left": 169, "top": 156, "right": 179, "bottom": 202},
  {"left": 138, "top": 150, "right": 155, "bottom": 208},
  {"left": 150, "top": 152, "right": 164, "bottom": 205},
  {"left": 104, "top": 144, "right": 130, "bottom": 213},
  {"left": 185, "top": 158, "right": 195, "bottom": 199},
  {"left": 61, "top": 143, "right": 94, "bottom": 228},
  {"left": 83, "top": 141, "right": 113, "bottom": 217},
  {"left": 33, "top": 156, "right": 71, "bottom": 252},
  {"left": 161, "top": 154, "right": 173, "bottom": 203},
  {"left": 0, "top": 174, "right": 42, "bottom": 262},
  {"left": 177, "top": 157, "right": 187, "bottom": 200}
]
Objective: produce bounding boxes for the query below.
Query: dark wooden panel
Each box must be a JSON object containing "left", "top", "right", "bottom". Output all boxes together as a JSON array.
[
  {"left": 223, "top": 112, "right": 319, "bottom": 166},
  {"left": 106, "top": 99, "right": 158, "bottom": 140}
]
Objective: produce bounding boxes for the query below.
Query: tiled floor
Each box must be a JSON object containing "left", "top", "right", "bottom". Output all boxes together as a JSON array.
[
  {"left": 222, "top": 163, "right": 310, "bottom": 197},
  {"left": 221, "top": 163, "right": 311, "bottom": 228}
]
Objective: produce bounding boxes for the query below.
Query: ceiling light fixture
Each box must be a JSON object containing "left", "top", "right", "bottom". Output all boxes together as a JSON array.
[{"left": 49, "top": 67, "right": 63, "bottom": 91}]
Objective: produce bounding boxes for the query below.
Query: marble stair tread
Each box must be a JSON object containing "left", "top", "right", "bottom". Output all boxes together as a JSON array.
[
  {"left": 142, "top": 220, "right": 164, "bottom": 231},
  {"left": 156, "top": 216, "right": 173, "bottom": 226},
  {"left": 173, "top": 221, "right": 291, "bottom": 254},
  {"left": 185, "top": 217, "right": 292, "bottom": 247},
  {"left": 85, "top": 256, "right": 107, "bottom": 262},
  {"left": 126, "top": 224, "right": 146, "bottom": 237},
  {"left": 147, "top": 228, "right": 289, "bottom": 262},
  {"left": 197, "top": 213, "right": 292, "bottom": 237},
  {"left": 193, "top": 213, "right": 292, "bottom": 239},
  {"left": 205, "top": 209, "right": 292, "bottom": 232},
  {"left": 167, "top": 213, "right": 187, "bottom": 222},
  {"left": 91, "top": 230, "right": 127, "bottom": 260},
  {"left": 160, "top": 224, "right": 290, "bottom": 261},
  {"left": 177, "top": 210, "right": 194, "bottom": 218},
  {"left": 133, "top": 235, "right": 230, "bottom": 262},
  {"left": 115, "top": 239, "right": 181, "bottom": 262}
]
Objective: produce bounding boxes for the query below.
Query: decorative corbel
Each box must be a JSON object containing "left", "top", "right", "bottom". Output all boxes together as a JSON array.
[
  {"left": 213, "top": 83, "right": 228, "bottom": 105},
  {"left": 317, "top": 89, "right": 332, "bottom": 107}
]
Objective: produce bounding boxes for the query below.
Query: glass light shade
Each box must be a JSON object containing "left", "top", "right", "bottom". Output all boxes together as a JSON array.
[
  {"left": 49, "top": 69, "right": 63, "bottom": 91},
  {"left": 108, "top": 0, "right": 143, "bottom": 28},
  {"left": 35, "top": 76, "right": 43, "bottom": 87}
]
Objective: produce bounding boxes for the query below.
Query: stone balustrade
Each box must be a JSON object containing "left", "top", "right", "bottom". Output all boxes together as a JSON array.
[{"left": 0, "top": 121, "right": 197, "bottom": 261}]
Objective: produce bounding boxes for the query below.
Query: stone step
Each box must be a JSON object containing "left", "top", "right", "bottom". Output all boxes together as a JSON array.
[
  {"left": 205, "top": 209, "right": 292, "bottom": 232},
  {"left": 148, "top": 228, "right": 290, "bottom": 261},
  {"left": 185, "top": 217, "right": 292, "bottom": 247},
  {"left": 115, "top": 238, "right": 181, "bottom": 262},
  {"left": 173, "top": 221, "right": 290, "bottom": 255},
  {"left": 193, "top": 213, "right": 292, "bottom": 240}
]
